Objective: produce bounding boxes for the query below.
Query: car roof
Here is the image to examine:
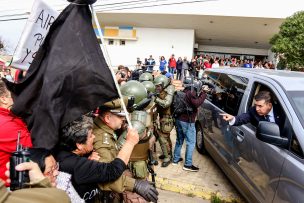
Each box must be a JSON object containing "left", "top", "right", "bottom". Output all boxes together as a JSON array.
[{"left": 206, "top": 68, "right": 304, "bottom": 91}]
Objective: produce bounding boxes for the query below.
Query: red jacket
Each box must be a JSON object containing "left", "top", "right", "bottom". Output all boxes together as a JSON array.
[
  {"left": 168, "top": 58, "right": 177, "bottom": 68},
  {"left": 0, "top": 107, "right": 32, "bottom": 186},
  {"left": 204, "top": 61, "right": 212, "bottom": 69}
]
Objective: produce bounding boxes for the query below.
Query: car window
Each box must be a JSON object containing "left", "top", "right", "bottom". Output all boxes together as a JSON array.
[
  {"left": 287, "top": 91, "right": 304, "bottom": 129},
  {"left": 219, "top": 74, "right": 248, "bottom": 115},
  {"left": 203, "top": 72, "right": 248, "bottom": 116}
]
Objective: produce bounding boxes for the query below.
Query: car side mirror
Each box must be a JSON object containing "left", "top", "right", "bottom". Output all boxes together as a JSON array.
[{"left": 257, "top": 121, "right": 289, "bottom": 148}]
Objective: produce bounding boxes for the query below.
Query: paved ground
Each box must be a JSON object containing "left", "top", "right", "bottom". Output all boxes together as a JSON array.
[
  {"left": 158, "top": 189, "right": 210, "bottom": 203},
  {"left": 152, "top": 129, "right": 245, "bottom": 203}
]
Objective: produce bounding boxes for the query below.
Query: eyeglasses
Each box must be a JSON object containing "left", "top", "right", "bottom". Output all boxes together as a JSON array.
[{"left": 44, "top": 162, "right": 59, "bottom": 176}]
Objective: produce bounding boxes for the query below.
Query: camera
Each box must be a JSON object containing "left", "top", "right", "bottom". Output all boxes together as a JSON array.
[
  {"left": 9, "top": 131, "right": 31, "bottom": 191},
  {"left": 120, "top": 72, "right": 126, "bottom": 78}
]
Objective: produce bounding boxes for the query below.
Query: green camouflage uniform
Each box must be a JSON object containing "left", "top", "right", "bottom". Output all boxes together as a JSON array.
[
  {"left": 120, "top": 80, "right": 154, "bottom": 202},
  {"left": 155, "top": 84, "right": 175, "bottom": 163}
]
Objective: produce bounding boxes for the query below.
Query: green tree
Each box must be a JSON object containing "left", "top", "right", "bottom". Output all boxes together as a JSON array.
[{"left": 270, "top": 11, "right": 304, "bottom": 71}]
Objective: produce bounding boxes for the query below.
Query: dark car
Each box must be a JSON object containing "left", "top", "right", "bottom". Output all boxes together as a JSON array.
[{"left": 195, "top": 68, "right": 304, "bottom": 203}]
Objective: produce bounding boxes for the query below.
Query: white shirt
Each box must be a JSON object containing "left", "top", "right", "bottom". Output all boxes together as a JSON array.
[
  {"left": 267, "top": 107, "right": 275, "bottom": 123},
  {"left": 212, "top": 63, "right": 219, "bottom": 68}
]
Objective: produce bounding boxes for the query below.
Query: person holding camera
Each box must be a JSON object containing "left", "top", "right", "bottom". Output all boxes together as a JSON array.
[
  {"left": 1, "top": 162, "right": 69, "bottom": 203},
  {"left": 172, "top": 80, "right": 208, "bottom": 172},
  {"left": 0, "top": 79, "right": 32, "bottom": 186},
  {"left": 116, "top": 65, "right": 129, "bottom": 86}
]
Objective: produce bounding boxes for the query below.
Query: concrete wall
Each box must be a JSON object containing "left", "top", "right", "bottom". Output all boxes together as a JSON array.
[
  {"left": 103, "top": 27, "right": 195, "bottom": 70},
  {"left": 198, "top": 45, "right": 269, "bottom": 56}
]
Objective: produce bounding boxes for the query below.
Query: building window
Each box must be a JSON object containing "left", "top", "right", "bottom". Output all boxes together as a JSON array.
[
  {"left": 120, "top": 40, "right": 126, "bottom": 46},
  {"left": 108, "top": 39, "right": 114, "bottom": 45}
]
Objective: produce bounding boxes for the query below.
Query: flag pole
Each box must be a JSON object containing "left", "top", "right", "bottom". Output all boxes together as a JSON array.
[{"left": 90, "top": 5, "right": 133, "bottom": 128}]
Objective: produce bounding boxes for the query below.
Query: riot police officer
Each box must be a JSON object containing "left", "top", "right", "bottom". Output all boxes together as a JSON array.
[
  {"left": 141, "top": 80, "right": 158, "bottom": 164},
  {"left": 120, "top": 81, "right": 158, "bottom": 202},
  {"left": 153, "top": 75, "right": 175, "bottom": 167}
]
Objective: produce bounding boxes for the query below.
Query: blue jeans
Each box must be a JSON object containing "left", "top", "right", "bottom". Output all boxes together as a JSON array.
[
  {"left": 173, "top": 119, "right": 196, "bottom": 166},
  {"left": 169, "top": 67, "right": 175, "bottom": 74}
]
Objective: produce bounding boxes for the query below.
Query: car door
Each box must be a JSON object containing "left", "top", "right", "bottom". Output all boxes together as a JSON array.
[
  {"left": 273, "top": 92, "right": 304, "bottom": 203},
  {"left": 274, "top": 132, "right": 304, "bottom": 203},
  {"left": 231, "top": 80, "right": 287, "bottom": 202}
]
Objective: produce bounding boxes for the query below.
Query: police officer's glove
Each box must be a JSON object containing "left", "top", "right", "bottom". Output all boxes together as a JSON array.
[{"left": 134, "top": 180, "right": 159, "bottom": 202}]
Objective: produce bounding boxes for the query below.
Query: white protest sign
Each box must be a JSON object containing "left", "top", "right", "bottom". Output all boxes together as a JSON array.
[{"left": 11, "top": 0, "right": 59, "bottom": 70}]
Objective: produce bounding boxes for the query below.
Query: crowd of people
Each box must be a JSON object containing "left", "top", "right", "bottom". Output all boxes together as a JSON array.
[
  {"left": 0, "top": 59, "right": 209, "bottom": 203},
  {"left": 136, "top": 54, "right": 276, "bottom": 82},
  {"left": 0, "top": 50, "right": 278, "bottom": 203},
  {"left": 0, "top": 53, "right": 276, "bottom": 85}
]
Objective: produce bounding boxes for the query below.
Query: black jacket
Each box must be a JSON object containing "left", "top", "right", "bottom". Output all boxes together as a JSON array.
[
  {"left": 234, "top": 105, "right": 285, "bottom": 131},
  {"left": 176, "top": 60, "right": 183, "bottom": 70},
  {"left": 56, "top": 151, "right": 126, "bottom": 202}
]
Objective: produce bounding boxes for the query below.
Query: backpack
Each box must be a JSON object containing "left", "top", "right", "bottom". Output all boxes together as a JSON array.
[{"left": 171, "top": 90, "right": 193, "bottom": 118}]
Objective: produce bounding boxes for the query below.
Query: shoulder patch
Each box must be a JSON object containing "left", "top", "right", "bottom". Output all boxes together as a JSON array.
[{"left": 102, "top": 133, "right": 110, "bottom": 145}]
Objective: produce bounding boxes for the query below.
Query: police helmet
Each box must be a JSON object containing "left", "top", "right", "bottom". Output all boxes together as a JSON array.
[
  {"left": 139, "top": 72, "right": 153, "bottom": 82},
  {"left": 154, "top": 75, "right": 169, "bottom": 88},
  {"left": 120, "top": 80, "right": 147, "bottom": 105},
  {"left": 141, "top": 81, "right": 156, "bottom": 94}
]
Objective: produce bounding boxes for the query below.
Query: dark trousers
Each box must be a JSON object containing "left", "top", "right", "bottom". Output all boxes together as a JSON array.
[{"left": 176, "top": 69, "right": 182, "bottom": 80}]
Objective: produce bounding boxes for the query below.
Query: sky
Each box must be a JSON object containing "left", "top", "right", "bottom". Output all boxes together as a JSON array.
[{"left": 0, "top": 0, "right": 303, "bottom": 54}]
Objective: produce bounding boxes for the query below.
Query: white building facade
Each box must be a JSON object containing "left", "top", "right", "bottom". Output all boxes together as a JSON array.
[
  {"left": 93, "top": 0, "right": 303, "bottom": 68},
  {"left": 102, "top": 27, "right": 195, "bottom": 69}
]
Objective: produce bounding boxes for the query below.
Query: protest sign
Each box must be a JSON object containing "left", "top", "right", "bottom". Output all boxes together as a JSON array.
[{"left": 11, "top": 0, "right": 59, "bottom": 70}]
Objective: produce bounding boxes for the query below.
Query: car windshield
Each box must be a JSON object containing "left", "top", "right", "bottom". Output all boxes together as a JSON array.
[{"left": 288, "top": 91, "right": 304, "bottom": 129}]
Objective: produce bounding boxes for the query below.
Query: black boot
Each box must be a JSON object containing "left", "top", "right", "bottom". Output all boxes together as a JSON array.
[
  {"left": 151, "top": 160, "right": 158, "bottom": 166},
  {"left": 161, "top": 160, "right": 171, "bottom": 167}
]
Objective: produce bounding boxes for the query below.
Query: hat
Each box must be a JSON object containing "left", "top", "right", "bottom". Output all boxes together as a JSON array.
[
  {"left": 165, "top": 72, "right": 173, "bottom": 78},
  {"left": 99, "top": 98, "right": 128, "bottom": 117}
]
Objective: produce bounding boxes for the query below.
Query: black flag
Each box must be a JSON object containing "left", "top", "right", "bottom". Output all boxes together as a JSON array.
[{"left": 4, "top": 0, "right": 118, "bottom": 149}]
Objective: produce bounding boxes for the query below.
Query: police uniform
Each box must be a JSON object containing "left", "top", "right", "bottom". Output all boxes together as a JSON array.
[
  {"left": 155, "top": 83, "right": 175, "bottom": 166},
  {"left": 120, "top": 80, "right": 157, "bottom": 203},
  {"left": 93, "top": 117, "right": 135, "bottom": 194},
  {"left": 122, "top": 114, "right": 150, "bottom": 203},
  {"left": 0, "top": 178, "right": 70, "bottom": 203}
]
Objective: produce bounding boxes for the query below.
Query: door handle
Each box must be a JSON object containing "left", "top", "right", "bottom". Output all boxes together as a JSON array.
[
  {"left": 236, "top": 130, "right": 244, "bottom": 142},
  {"left": 230, "top": 127, "right": 245, "bottom": 142}
]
